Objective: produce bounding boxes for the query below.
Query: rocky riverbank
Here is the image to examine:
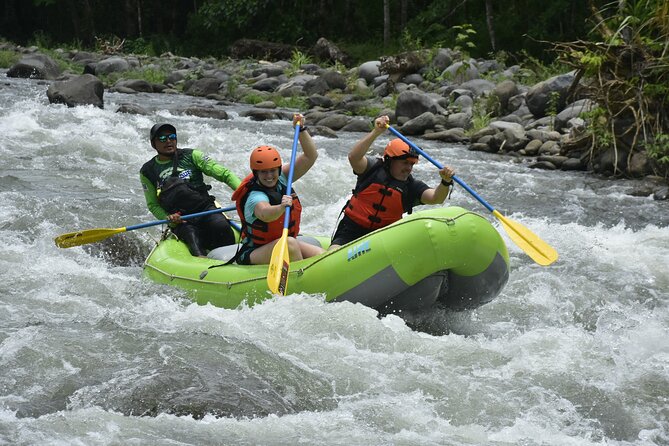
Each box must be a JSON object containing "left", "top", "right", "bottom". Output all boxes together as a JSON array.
[{"left": 2, "top": 38, "right": 667, "bottom": 199}]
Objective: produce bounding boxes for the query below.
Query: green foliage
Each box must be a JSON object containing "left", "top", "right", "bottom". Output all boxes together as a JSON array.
[
  {"left": 546, "top": 91, "right": 560, "bottom": 130},
  {"left": 645, "top": 133, "right": 669, "bottom": 166},
  {"left": 286, "top": 49, "right": 312, "bottom": 76},
  {"left": 555, "top": 0, "right": 669, "bottom": 174},
  {"left": 226, "top": 78, "right": 240, "bottom": 99},
  {"left": 273, "top": 95, "right": 307, "bottom": 110},
  {"left": 355, "top": 105, "right": 383, "bottom": 118},
  {"left": 28, "top": 30, "right": 53, "bottom": 48},
  {"left": 241, "top": 93, "right": 264, "bottom": 105},
  {"left": 574, "top": 50, "right": 604, "bottom": 76},
  {"left": 0, "top": 50, "right": 20, "bottom": 68},
  {"left": 643, "top": 82, "right": 669, "bottom": 99},
  {"left": 338, "top": 43, "right": 388, "bottom": 65},
  {"left": 468, "top": 94, "right": 500, "bottom": 134},
  {"left": 516, "top": 50, "right": 567, "bottom": 86},
  {"left": 400, "top": 29, "right": 423, "bottom": 52},
  {"left": 383, "top": 94, "right": 398, "bottom": 111},
  {"left": 38, "top": 47, "right": 83, "bottom": 73},
  {"left": 98, "top": 67, "right": 168, "bottom": 86},
  {"left": 421, "top": 66, "right": 443, "bottom": 83},
  {"left": 581, "top": 106, "right": 613, "bottom": 149},
  {"left": 4, "top": 0, "right": 600, "bottom": 64},
  {"left": 124, "top": 37, "right": 155, "bottom": 56},
  {"left": 452, "top": 24, "right": 477, "bottom": 55}
]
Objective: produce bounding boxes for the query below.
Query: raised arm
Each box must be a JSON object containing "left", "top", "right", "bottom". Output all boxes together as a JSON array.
[
  {"left": 287, "top": 114, "right": 318, "bottom": 181},
  {"left": 349, "top": 115, "right": 389, "bottom": 174}
]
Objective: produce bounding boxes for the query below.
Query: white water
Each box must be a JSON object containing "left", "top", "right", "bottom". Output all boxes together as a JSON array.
[{"left": 0, "top": 73, "right": 668, "bottom": 445}]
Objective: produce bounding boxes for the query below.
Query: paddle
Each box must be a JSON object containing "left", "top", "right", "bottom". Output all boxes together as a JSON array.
[
  {"left": 267, "top": 124, "right": 301, "bottom": 295},
  {"left": 55, "top": 205, "right": 238, "bottom": 248},
  {"left": 386, "top": 126, "right": 558, "bottom": 266}
]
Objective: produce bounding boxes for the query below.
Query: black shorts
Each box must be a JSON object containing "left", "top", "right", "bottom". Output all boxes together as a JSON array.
[
  {"left": 331, "top": 215, "right": 373, "bottom": 246},
  {"left": 235, "top": 243, "right": 256, "bottom": 265}
]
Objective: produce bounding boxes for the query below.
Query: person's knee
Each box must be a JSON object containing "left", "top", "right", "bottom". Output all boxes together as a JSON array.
[
  {"left": 286, "top": 237, "right": 303, "bottom": 260},
  {"left": 206, "top": 218, "right": 235, "bottom": 248}
]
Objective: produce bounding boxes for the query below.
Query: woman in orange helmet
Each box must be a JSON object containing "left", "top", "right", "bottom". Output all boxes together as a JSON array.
[
  {"left": 232, "top": 114, "right": 325, "bottom": 264},
  {"left": 330, "top": 115, "right": 456, "bottom": 250}
]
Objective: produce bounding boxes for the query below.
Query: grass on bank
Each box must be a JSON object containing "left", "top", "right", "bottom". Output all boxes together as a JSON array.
[{"left": 0, "top": 50, "right": 19, "bottom": 68}]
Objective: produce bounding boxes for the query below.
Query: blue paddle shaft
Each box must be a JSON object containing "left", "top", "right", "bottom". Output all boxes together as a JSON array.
[
  {"left": 386, "top": 126, "right": 495, "bottom": 213},
  {"left": 283, "top": 124, "right": 300, "bottom": 228},
  {"left": 125, "top": 205, "right": 239, "bottom": 231}
]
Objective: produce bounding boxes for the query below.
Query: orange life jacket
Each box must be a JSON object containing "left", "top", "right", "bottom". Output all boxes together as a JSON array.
[
  {"left": 344, "top": 159, "right": 413, "bottom": 230},
  {"left": 232, "top": 173, "right": 302, "bottom": 246}
]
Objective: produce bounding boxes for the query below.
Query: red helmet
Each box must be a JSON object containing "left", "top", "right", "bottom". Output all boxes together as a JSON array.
[
  {"left": 250, "top": 145, "right": 282, "bottom": 171},
  {"left": 383, "top": 139, "right": 418, "bottom": 164}
]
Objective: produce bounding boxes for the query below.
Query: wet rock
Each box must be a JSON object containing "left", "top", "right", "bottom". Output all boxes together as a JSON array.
[
  {"left": 7, "top": 53, "right": 61, "bottom": 79},
  {"left": 183, "top": 106, "right": 229, "bottom": 120},
  {"left": 46, "top": 73, "right": 104, "bottom": 108}
]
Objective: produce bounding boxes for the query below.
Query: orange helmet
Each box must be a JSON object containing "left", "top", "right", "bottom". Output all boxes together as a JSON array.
[
  {"left": 250, "top": 145, "right": 282, "bottom": 171},
  {"left": 383, "top": 139, "right": 418, "bottom": 164}
]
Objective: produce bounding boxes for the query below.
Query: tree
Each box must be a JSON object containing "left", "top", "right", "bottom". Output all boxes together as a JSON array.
[
  {"left": 484, "top": 0, "right": 495, "bottom": 51},
  {"left": 556, "top": 0, "right": 669, "bottom": 176},
  {"left": 383, "top": 0, "right": 390, "bottom": 48}
]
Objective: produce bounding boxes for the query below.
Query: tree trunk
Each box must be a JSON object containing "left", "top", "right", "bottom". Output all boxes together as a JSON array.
[
  {"left": 383, "top": 0, "right": 390, "bottom": 48},
  {"left": 344, "top": 0, "right": 353, "bottom": 36},
  {"left": 79, "top": 0, "right": 95, "bottom": 43},
  {"left": 589, "top": 0, "right": 614, "bottom": 40},
  {"left": 485, "top": 0, "right": 496, "bottom": 51},
  {"left": 400, "top": 0, "right": 407, "bottom": 30},
  {"left": 137, "top": 0, "right": 143, "bottom": 37},
  {"left": 319, "top": 0, "right": 327, "bottom": 37},
  {"left": 124, "top": 0, "right": 136, "bottom": 37}
]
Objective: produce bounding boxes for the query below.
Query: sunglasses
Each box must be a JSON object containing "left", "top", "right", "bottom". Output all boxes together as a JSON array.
[{"left": 157, "top": 133, "right": 177, "bottom": 142}]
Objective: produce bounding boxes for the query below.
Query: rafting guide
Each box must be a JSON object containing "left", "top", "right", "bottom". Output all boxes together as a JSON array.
[{"left": 139, "top": 123, "right": 241, "bottom": 257}]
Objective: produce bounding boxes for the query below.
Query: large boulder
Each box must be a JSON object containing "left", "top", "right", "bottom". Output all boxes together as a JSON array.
[
  {"left": 441, "top": 60, "right": 479, "bottom": 83},
  {"left": 554, "top": 99, "right": 595, "bottom": 131},
  {"left": 46, "top": 74, "right": 104, "bottom": 108},
  {"left": 526, "top": 73, "right": 576, "bottom": 118},
  {"left": 399, "top": 112, "right": 437, "bottom": 135},
  {"left": 94, "top": 57, "right": 131, "bottom": 75},
  {"left": 395, "top": 90, "right": 442, "bottom": 121},
  {"left": 184, "top": 78, "right": 223, "bottom": 97},
  {"left": 429, "top": 48, "right": 456, "bottom": 73},
  {"left": 7, "top": 53, "right": 61, "bottom": 80},
  {"left": 112, "top": 79, "right": 153, "bottom": 93},
  {"left": 459, "top": 79, "right": 495, "bottom": 97},
  {"left": 303, "top": 77, "right": 330, "bottom": 96},
  {"left": 493, "top": 80, "right": 520, "bottom": 113},
  {"left": 320, "top": 71, "right": 347, "bottom": 90},
  {"left": 357, "top": 61, "right": 381, "bottom": 84}
]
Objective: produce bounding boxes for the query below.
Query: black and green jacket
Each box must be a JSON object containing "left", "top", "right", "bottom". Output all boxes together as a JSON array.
[{"left": 140, "top": 148, "right": 241, "bottom": 220}]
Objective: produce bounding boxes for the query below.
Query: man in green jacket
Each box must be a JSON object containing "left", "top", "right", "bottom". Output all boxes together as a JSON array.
[{"left": 140, "top": 123, "right": 241, "bottom": 257}]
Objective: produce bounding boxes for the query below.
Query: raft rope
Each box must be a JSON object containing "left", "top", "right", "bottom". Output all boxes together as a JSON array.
[{"left": 196, "top": 211, "right": 479, "bottom": 283}]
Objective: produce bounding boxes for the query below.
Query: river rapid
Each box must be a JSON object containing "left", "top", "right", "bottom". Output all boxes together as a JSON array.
[{"left": 1, "top": 73, "right": 668, "bottom": 446}]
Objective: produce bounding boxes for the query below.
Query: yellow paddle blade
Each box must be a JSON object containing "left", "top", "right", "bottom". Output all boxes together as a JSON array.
[
  {"left": 54, "top": 227, "right": 126, "bottom": 248},
  {"left": 267, "top": 229, "right": 290, "bottom": 295},
  {"left": 493, "top": 210, "right": 558, "bottom": 266}
]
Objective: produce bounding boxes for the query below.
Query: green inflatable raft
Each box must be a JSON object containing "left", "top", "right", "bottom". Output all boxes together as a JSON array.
[{"left": 143, "top": 206, "right": 510, "bottom": 312}]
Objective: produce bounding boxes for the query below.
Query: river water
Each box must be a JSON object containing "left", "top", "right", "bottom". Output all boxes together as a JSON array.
[{"left": 1, "top": 73, "right": 668, "bottom": 446}]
